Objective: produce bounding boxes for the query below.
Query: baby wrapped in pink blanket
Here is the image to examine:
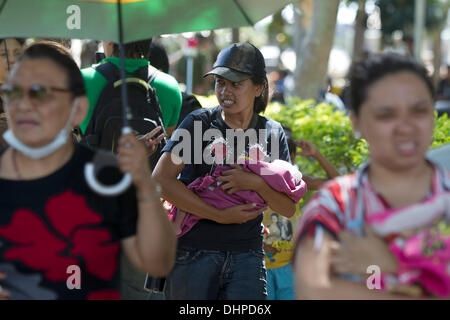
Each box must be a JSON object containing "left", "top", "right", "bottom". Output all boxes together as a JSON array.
[
  {"left": 169, "top": 140, "right": 307, "bottom": 238},
  {"left": 366, "top": 192, "right": 450, "bottom": 297}
]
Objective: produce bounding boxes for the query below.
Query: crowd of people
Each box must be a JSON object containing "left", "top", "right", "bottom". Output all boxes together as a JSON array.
[{"left": 0, "top": 35, "right": 449, "bottom": 301}]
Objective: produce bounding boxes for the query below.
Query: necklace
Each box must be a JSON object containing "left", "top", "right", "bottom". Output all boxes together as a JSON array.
[{"left": 12, "top": 148, "right": 22, "bottom": 179}]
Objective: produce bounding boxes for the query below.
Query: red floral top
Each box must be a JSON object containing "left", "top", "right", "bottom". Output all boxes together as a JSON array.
[{"left": 0, "top": 144, "right": 138, "bottom": 300}]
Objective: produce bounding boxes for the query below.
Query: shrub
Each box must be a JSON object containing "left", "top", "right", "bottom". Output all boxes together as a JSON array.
[{"left": 196, "top": 96, "right": 449, "bottom": 176}]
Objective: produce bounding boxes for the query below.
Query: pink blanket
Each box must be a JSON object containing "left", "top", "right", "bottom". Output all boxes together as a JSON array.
[
  {"left": 169, "top": 159, "right": 307, "bottom": 238},
  {"left": 366, "top": 192, "right": 450, "bottom": 297}
]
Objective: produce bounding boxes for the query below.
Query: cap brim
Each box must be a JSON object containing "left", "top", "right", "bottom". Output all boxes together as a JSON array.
[{"left": 203, "top": 67, "right": 252, "bottom": 82}]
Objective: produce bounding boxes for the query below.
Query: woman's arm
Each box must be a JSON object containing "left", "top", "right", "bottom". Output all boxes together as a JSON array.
[
  {"left": 294, "top": 229, "right": 417, "bottom": 300},
  {"left": 152, "top": 152, "right": 266, "bottom": 224},
  {"left": 295, "top": 140, "right": 340, "bottom": 178},
  {"left": 301, "top": 175, "right": 330, "bottom": 191},
  {"left": 216, "top": 164, "right": 296, "bottom": 218},
  {"left": 117, "top": 134, "right": 177, "bottom": 276}
]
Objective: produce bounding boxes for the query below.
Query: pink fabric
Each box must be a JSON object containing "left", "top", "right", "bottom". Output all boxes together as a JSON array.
[
  {"left": 169, "top": 160, "right": 307, "bottom": 238},
  {"left": 366, "top": 192, "right": 450, "bottom": 297}
]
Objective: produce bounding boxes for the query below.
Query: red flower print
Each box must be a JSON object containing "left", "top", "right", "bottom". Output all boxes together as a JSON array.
[
  {"left": 0, "top": 191, "right": 119, "bottom": 283},
  {"left": 45, "top": 191, "right": 102, "bottom": 238},
  {"left": 0, "top": 209, "right": 78, "bottom": 281},
  {"left": 71, "top": 228, "right": 119, "bottom": 281},
  {"left": 87, "top": 289, "right": 121, "bottom": 300}
]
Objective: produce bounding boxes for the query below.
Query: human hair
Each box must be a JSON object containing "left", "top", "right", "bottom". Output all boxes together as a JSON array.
[
  {"left": 149, "top": 41, "right": 169, "bottom": 73},
  {"left": 348, "top": 53, "right": 435, "bottom": 116},
  {"left": 112, "top": 39, "right": 153, "bottom": 60},
  {"left": 252, "top": 75, "right": 269, "bottom": 114},
  {"left": 281, "top": 125, "right": 296, "bottom": 158},
  {"left": 17, "top": 41, "right": 85, "bottom": 98},
  {"left": 0, "top": 38, "right": 26, "bottom": 47}
]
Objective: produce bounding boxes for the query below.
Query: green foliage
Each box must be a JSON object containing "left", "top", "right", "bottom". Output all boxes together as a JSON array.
[
  {"left": 376, "top": 0, "right": 448, "bottom": 39},
  {"left": 264, "top": 98, "right": 449, "bottom": 209},
  {"left": 197, "top": 96, "right": 449, "bottom": 177},
  {"left": 197, "top": 95, "right": 450, "bottom": 209},
  {"left": 264, "top": 98, "right": 368, "bottom": 177},
  {"left": 432, "top": 112, "right": 450, "bottom": 149}
]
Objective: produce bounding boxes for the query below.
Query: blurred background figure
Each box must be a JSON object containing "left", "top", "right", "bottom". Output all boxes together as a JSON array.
[
  {"left": 0, "top": 38, "right": 25, "bottom": 148},
  {"left": 149, "top": 40, "right": 202, "bottom": 128},
  {"left": 437, "top": 65, "right": 450, "bottom": 101},
  {"left": 269, "top": 69, "right": 288, "bottom": 104}
]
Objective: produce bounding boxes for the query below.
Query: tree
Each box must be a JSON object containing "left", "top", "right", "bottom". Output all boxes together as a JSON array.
[
  {"left": 376, "top": 0, "right": 449, "bottom": 84},
  {"left": 293, "top": 0, "right": 340, "bottom": 100},
  {"left": 351, "top": 0, "right": 368, "bottom": 62}
]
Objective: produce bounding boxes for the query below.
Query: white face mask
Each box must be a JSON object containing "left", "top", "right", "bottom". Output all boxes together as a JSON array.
[{"left": 2, "top": 99, "right": 79, "bottom": 159}]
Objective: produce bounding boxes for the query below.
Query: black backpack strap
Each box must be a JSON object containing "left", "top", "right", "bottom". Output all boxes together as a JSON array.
[{"left": 95, "top": 61, "right": 121, "bottom": 84}]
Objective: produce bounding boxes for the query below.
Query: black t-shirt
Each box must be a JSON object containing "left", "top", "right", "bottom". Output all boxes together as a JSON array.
[
  {"left": 0, "top": 144, "right": 137, "bottom": 300},
  {"left": 162, "top": 106, "right": 290, "bottom": 251}
]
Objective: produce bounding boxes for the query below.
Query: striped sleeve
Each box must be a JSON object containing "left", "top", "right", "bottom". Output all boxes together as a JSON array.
[{"left": 296, "top": 175, "right": 355, "bottom": 239}]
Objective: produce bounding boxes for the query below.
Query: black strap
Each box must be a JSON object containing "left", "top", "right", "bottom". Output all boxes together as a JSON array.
[
  {"left": 95, "top": 61, "right": 121, "bottom": 83},
  {"left": 95, "top": 61, "right": 159, "bottom": 85}
]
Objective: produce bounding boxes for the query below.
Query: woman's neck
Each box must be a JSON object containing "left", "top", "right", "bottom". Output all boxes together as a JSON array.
[
  {"left": 367, "top": 161, "right": 433, "bottom": 208},
  {"left": 1, "top": 141, "right": 75, "bottom": 180},
  {"left": 221, "top": 109, "right": 255, "bottom": 130}
]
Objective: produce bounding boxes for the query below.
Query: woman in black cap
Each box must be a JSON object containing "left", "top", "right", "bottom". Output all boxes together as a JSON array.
[{"left": 153, "top": 42, "right": 296, "bottom": 300}]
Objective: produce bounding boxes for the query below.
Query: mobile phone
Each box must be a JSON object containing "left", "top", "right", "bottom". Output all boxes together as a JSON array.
[{"left": 95, "top": 52, "right": 106, "bottom": 63}]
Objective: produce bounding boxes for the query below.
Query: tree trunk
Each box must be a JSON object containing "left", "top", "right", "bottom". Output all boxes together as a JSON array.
[
  {"left": 232, "top": 28, "right": 240, "bottom": 43},
  {"left": 293, "top": 0, "right": 340, "bottom": 100},
  {"left": 352, "top": 0, "right": 367, "bottom": 62},
  {"left": 431, "top": 27, "right": 444, "bottom": 88}
]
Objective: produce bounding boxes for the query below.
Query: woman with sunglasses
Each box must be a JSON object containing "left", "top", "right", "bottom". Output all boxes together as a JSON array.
[
  {"left": 0, "top": 41, "right": 176, "bottom": 300},
  {"left": 0, "top": 38, "right": 25, "bottom": 148}
]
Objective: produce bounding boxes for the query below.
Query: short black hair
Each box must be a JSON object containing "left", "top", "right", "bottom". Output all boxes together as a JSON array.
[
  {"left": 18, "top": 41, "right": 85, "bottom": 98},
  {"left": 282, "top": 125, "right": 296, "bottom": 155},
  {"left": 348, "top": 53, "right": 435, "bottom": 115},
  {"left": 113, "top": 39, "right": 152, "bottom": 60},
  {"left": 149, "top": 41, "right": 169, "bottom": 73}
]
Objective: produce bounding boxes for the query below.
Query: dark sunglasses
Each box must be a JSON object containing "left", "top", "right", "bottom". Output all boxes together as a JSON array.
[{"left": 0, "top": 84, "right": 71, "bottom": 106}]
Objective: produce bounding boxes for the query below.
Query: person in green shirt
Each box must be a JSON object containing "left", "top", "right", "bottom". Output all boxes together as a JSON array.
[
  {"left": 80, "top": 39, "right": 181, "bottom": 300},
  {"left": 80, "top": 39, "right": 182, "bottom": 138}
]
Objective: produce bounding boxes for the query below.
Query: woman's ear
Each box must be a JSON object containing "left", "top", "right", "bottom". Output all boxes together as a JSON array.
[
  {"left": 72, "top": 96, "right": 89, "bottom": 127},
  {"left": 255, "top": 83, "right": 265, "bottom": 98}
]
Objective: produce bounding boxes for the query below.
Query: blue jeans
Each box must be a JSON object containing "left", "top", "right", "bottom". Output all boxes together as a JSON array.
[
  {"left": 164, "top": 247, "right": 267, "bottom": 300},
  {"left": 266, "top": 263, "right": 295, "bottom": 300}
]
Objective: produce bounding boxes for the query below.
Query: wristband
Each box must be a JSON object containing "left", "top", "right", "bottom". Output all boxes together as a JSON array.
[{"left": 138, "top": 184, "right": 162, "bottom": 203}]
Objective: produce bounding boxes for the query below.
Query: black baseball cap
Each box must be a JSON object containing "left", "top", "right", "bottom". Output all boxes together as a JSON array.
[{"left": 204, "top": 42, "right": 266, "bottom": 82}]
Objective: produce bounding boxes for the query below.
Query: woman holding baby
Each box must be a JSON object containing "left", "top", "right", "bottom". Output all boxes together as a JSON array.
[{"left": 153, "top": 42, "right": 298, "bottom": 300}]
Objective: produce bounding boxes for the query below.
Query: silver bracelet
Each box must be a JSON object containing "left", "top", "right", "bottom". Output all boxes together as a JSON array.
[{"left": 138, "top": 184, "right": 162, "bottom": 203}]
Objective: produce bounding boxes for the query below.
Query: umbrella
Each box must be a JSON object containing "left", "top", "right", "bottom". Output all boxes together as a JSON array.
[
  {"left": 0, "top": 0, "right": 295, "bottom": 43},
  {"left": 0, "top": 0, "right": 296, "bottom": 195}
]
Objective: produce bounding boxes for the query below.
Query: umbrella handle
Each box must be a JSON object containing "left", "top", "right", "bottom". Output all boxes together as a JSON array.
[{"left": 84, "top": 127, "right": 133, "bottom": 196}]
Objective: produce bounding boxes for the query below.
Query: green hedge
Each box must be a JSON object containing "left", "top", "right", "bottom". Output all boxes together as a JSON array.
[
  {"left": 263, "top": 98, "right": 449, "bottom": 208},
  {"left": 264, "top": 98, "right": 450, "bottom": 176},
  {"left": 196, "top": 96, "right": 450, "bottom": 208}
]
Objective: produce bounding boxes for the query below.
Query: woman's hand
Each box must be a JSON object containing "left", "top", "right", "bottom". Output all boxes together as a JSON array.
[
  {"left": 216, "top": 164, "right": 265, "bottom": 194},
  {"left": 136, "top": 126, "right": 165, "bottom": 158},
  {"left": 295, "top": 139, "right": 318, "bottom": 158},
  {"left": 216, "top": 202, "right": 267, "bottom": 224},
  {"left": 330, "top": 225, "right": 398, "bottom": 276},
  {"left": 0, "top": 271, "right": 11, "bottom": 300},
  {"left": 117, "top": 133, "right": 153, "bottom": 192}
]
